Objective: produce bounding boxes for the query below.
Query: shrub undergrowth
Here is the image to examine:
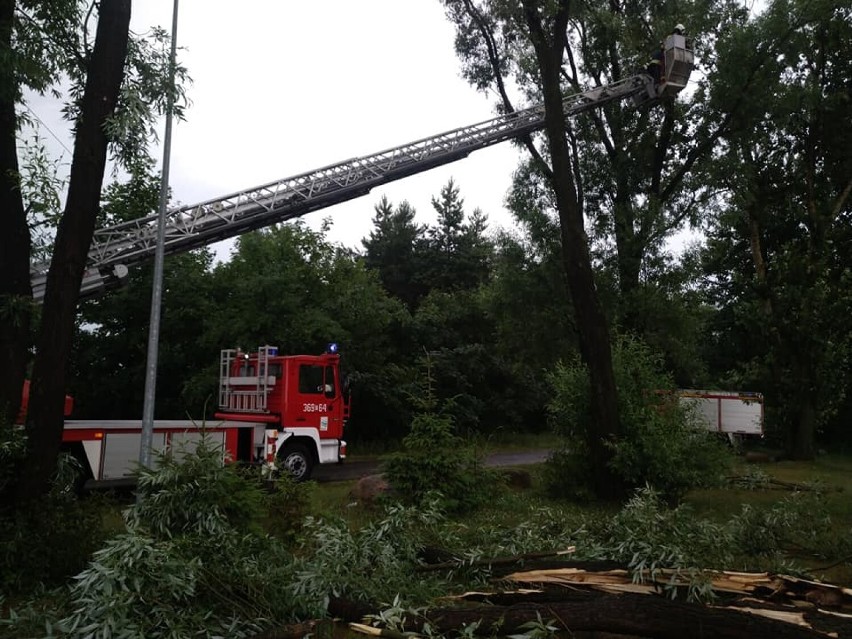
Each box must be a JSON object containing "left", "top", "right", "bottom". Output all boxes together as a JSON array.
[
  {"left": 55, "top": 436, "right": 315, "bottom": 638},
  {"left": 383, "top": 359, "right": 499, "bottom": 514},
  {"left": 0, "top": 427, "right": 110, "bottom": 595},
  {"left": 545, "top": 336, "right": 733, "bottom": 503}
]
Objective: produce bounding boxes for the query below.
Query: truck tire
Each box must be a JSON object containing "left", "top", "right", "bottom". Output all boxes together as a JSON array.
[{"left": 278, "top": 444, "right": 313, "bottom": 482}]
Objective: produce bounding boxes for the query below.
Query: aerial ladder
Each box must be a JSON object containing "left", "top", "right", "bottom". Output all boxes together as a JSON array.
[{"left": 29, "top": 38, "right": 693, "bottom": 302}]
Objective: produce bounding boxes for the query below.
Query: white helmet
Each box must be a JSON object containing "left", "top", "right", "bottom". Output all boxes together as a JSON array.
[{"left": 674, "top": 23, "right": 685, "bottom": 33}]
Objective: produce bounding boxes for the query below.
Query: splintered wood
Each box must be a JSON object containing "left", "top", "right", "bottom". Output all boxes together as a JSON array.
[
  {"left": 500, "top": 566, "right": 852, "bottom": 608},
  {"left": 439, "top": 567, "right": 850, "bottom": 637}
]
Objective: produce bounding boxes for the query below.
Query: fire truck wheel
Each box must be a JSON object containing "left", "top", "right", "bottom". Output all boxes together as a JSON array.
[{"left": 278, "top": 444, "right": 313, "bottom": 482}]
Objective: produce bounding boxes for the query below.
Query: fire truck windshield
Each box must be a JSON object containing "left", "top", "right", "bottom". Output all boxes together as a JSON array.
[{"left": 299, "top": 364, "right": 335, "bottom": 395}]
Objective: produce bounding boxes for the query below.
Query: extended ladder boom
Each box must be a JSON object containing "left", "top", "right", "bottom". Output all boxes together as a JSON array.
[{"left": 30, "top": 74, "right": 655, "bottom": 301}]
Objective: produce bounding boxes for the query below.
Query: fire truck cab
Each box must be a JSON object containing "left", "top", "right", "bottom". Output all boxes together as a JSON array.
[{"left": 214, "top": 345, "right": 348, "bottom": 481}]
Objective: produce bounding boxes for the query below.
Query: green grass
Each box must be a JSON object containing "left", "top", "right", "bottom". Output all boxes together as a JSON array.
[
  {"left": 686, "top": 453, "right": 852, "bottom": 517},
  {"left": 470, "top": 430, "right": 561, "bottom": 453},
  {"left": 685, "top": 453, "right": 852, "bottom": 584}
]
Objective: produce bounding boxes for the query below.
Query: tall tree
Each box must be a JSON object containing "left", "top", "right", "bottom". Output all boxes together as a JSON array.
[
  {"left": 443, "top": 0, "right": 624, "bottom": 499},
  {"left": 445, "top": 0, "right": 750, "bottom": 338},
  {"left": 362, "top": 195, "right": 426, "bottom": 310},
  {"left": 0, "top": 0, "right": 30, "bottom": 425},
  {"left": 570, "top": 1, "right": 750, "bottom": 333},
  {"left": 521, "top": 0, "right": 623, "bottom": 499},
  {"left": 0, "top": 0, "right": 82, "bottom": 425},
  {"left": 16, "top": 0, "right": 132, "bottom": 502},
  {"left": 419, "top": 179, "right": 493, "bottom": 293},
  {"left": 700, "top": 0, "right": 852, "bottom": 459},
  {"left": 1, "top": 2, "right": 188, "bottom": 503}
]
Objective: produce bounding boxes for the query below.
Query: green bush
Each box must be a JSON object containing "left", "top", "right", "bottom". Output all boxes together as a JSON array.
[
  {"left": 292, "top": 499, "right": 449, "bottom": 606},
  {"left": 540, "top": 447, "right": 598, "bottom": 502},
  {"left": 128, "top": 435, "right": 267, "bottom": 537},
  {"left": 0, "top": 427, "right": 111, "bottom": 594},
  {"left": 55, "top": 436, "right": 317, "bottom": 638},
  {"left": 0, "top": 424, "right": 27, "bottom": 497},
  {"left": 382, "top": 363, "right": 499, "bottom": 514},
  {"left": 546, "top": 336, "right": 732, "bottom": 503},
  {"left": 0, "top": 491, "right": 110, "bottom": 594},
  {"left": 129, "top": 434, "right": 311, "bottom": 545},
  {"left": 262, "top": 472, "right": 312, "bottom": 546}
]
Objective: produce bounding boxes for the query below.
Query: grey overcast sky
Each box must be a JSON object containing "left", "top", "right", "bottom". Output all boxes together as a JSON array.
[
  {"left": 24, "top": 2, "right": 731, "bottom": 261},
  {"left": 26, "top": 1, "right": 524, "bottom": 259}
]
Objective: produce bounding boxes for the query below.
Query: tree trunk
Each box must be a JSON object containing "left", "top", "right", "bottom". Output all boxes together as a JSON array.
[
  {"left": 521, "top": 0, "right": 623, "bottom": 500},
  {"left": 789, "top": 392, "right": 817, "bottom": 461},
  {"left": 407, "top": 597, "right": 835, "bottom": 639},
  {"left": 16, "top": 0, "right": 131, "bottom": 503},
  {"left": 0, "top": 0, "right": 31, "bottom": 427}
]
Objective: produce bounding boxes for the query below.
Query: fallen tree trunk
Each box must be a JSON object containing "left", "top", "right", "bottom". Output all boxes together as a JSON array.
[
  {"left": 501, "top": 567, "right": 852, "bottom": 610},
  {"left": 409, "top": 596, "right": 839, "bottom": 639},
  {"left": 331, "top": 567, "right": 852, "bottom": 638}
]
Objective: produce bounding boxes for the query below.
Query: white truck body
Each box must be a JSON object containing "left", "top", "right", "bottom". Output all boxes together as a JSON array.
[
  {"left": 62, "top": 420, "right": 266, "bottom": 486},
  {"left": 678, "top": 390, "right": 764, "bottom": 436}
]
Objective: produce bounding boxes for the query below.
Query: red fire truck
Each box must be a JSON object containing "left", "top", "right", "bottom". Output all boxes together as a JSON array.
[
  {"left": 17, "top": 345, "right": 348, "bottom": 487},
  {"left": 214, "top": 344, "right": 349, "bottom": 481}
]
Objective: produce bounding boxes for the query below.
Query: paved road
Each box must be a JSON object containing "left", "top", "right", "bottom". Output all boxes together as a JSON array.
[{"left": 312, "top": 449, "right": 552, "bottom": 482}]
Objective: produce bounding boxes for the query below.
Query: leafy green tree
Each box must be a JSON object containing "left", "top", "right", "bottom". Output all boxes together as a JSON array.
[
  {"left": 558, "top": 1, "right": 747, "bottom": 328},
  {"left": 361, "top": 182, "right": 504, "bottom": 438},
  {"left": 410, "top": 287, "right": 513, "bottom": 434},
  {"left": 205, "top": 222, "right": 413, "bottom": 441},
  {"left": 72, "top": 250, "right": 216, "bottom": 419},
  {"left": 699, "top": 0, "right": 852, "bottom": 458},
  {"left": 443, "top": 0, "right": 624, "bottom": 499},
  {"left": 617, "top": 251, "right": 713, "bottom": 388},
  {"left": 478, "top": 231, "right": 580, "bottom": 430},
  {"left": 206, "top": 223, "right": 400, "bottom": 356},
  {"left": 418, "top": 179, "right": 493, "bottom": 293},
  {"left": 14, "top": 0, "right": 133, "bottom": 504},
  {"left": 443, "top": 0, "right": 748, "bottom": 333},
  {"left": 66, "top": 161, "right": 218, "bottom": 419},
  {"left": 383, "top": 358, "right": 499, "bottom": 513},
  {"left": 1, "top": 1, "right": 190, "bottom": 504},
  {"left": 362, "top": 195, "right": 426, "bottom": 310},
  {"left": 0, "top": 0, "right": 83, "bottom": 425},
  {"left": 546, "top": 336, "right": 731, "bottom": 504}
]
